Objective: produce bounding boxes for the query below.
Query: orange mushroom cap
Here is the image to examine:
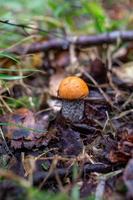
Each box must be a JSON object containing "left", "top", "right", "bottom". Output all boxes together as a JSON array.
[{"left": 58, "top": 76, "right": 89, "bottom": 100}]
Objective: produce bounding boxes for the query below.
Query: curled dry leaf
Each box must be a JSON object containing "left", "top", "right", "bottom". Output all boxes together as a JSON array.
[
  {"left": 0, "top": 108, "right": 48, "bottom": 149},
  {"left": 1, "top": 108, "right": 35, "bottom": 140}
]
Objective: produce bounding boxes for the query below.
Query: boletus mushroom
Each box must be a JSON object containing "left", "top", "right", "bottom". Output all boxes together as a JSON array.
[{"left": 58, "top": 76, "right": 89, "bottom": 122}]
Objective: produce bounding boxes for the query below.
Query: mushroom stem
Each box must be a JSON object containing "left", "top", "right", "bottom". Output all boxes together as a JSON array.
[{"left": 61, "top": 99, "right": 85, "bottom": 122}]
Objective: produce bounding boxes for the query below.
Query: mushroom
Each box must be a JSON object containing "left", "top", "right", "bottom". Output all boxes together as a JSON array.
[{"left": 58, "top": 76, "right": 89, "bottom": 122}]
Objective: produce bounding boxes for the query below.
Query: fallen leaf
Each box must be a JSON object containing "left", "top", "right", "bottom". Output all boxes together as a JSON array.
[
  {"left": 49, "top": 71, "right": 65, "bottom": 97},
  {"left": 0, "top": 108, "right": 47, "bottom": 149},
  {"left": 112, "top": 62, "right": 133, "bottom": 85}
]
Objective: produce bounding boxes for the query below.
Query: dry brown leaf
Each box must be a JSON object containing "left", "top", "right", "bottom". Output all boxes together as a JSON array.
[
  {"left": 49, "top": 70, "right": 65, "bottom": 97},
  {"left": 112, "top": 62, "right": 133, "bottom": 85}
]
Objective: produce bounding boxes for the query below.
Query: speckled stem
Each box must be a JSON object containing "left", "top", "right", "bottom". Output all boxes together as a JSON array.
[{"left": 61, "top": 99, "right": 85, "bottom": 122}]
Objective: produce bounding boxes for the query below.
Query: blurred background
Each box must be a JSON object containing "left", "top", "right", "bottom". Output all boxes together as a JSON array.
[{"left": 1, "top": 0, "right": 133, "bottom": 48}]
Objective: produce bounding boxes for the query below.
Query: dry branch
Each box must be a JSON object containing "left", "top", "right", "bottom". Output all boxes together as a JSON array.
[
  {"left": 9, "top": 31, "right": 133, "bottom": 55},
  {"left": 33, "top": 163, "right": 123, "bottom": 185}
]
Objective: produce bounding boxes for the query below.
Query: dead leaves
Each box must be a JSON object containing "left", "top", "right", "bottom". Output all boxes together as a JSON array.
[
  {"left": 109, "top": 125, "right": 133, "bottom": 163},
  {"left": 0, "top": 108, "right": 48, "bottom": 149}
]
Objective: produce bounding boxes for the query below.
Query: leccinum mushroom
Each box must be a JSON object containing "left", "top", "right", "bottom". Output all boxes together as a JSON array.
[{"left": 58, "top": 76, "right": 89, "bottom": 122}]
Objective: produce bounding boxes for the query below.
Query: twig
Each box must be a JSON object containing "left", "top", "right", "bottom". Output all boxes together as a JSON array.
[
  {"left": 113, "top": 109, "right": 133, "bottom": 120},
  {"left": 8, "top": 30, "right": 133, "bottom": 55},
  {"left": 81, "top": 69, "right": 117, "bottom": 109},
  {"left": 95, "top": 177, "right": 106, "bottom": 200},
  {"left": 0, "top": 20, "right": 61, "bottom": 38},
  {"left": 102, "top": 111, "right": 110, "bottom": 132},
  {"left": 33, "top": 163, "right": 122, "bottom": 185},
  {"left": 107, "top": 46, "right": 122, "bottom": 102},
  {"left": 122, "top": 92, "right": 133, "bottom": 108},
  {"left": 95, "top": 169, "right": 123, "bottom": 200},
  {"left": 0, "top": 96, "right": 12, "bottom": 113},
  {"left": 39, "top": 155, "right": 58, "bottom": 189}
]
